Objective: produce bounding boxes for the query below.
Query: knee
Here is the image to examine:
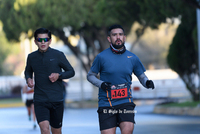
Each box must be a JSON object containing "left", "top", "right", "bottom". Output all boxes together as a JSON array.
[
  {"left": 51, "top": 127, "right": 61, "bottom": 134},
  {"left": 121, "top": 128, "right": 134, "bottom": 134},
  {"left": 120, "top": 123, "right": 134, "bottom": 134},
  {"left": 40, "top": 125, "right": 50, "bottom": 134}
]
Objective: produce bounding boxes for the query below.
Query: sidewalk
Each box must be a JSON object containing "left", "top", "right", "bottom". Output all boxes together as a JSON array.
[
  {"left": 1, "top": 104, "right": 200, "bottom": 134},
  {"left": 1, "top": 98, "right": 200, "bottom": 117},
  {"left": 153, "top": 105, "right": 200, "bottom": 116},
  {"left": 0, "top": 98, "right": 161, "bottom": 109},
  {"left": 0, "top": 98, "right": 98, "bottom": 109}
]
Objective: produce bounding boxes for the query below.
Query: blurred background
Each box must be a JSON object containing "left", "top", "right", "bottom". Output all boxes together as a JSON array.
[
  {"left": 0, "top": 0, "right": 199, "bottom": 107},
  {"left": 1, "top": 0, "right": 200, "bottom": 134}
]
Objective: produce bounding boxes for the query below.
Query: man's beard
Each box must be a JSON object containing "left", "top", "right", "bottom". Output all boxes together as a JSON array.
[
  {"left": 111, "top": 39, "right": 125, "bottom": 49},
  {"left": 112, "top": 42, "right": 125, "bottom": 49}
]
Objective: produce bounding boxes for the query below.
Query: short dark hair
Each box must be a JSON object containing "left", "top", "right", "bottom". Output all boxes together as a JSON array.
[
  {"left": 34, "top": 28, "right": 51, "bottom": 40},
  {"left": 108, "top": 24, "right": 125, "bottom": 36}
]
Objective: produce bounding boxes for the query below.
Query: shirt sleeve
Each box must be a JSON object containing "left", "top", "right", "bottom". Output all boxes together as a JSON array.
[
  {"left": 59, "top": 52, "right": 75, "bottom": 79},
  {"left": 87, "top": 69, "right": 103, "bottom": 88},
  {"left": 90, "top": 54, "right": 101, "bottom": 74},
  {"left": 24, "top": 54, "right": 33, "bottom": 81},
  {"left": 137, "top": 73, "right": 148, "bottom": 88},
  {"left": 87, "top": 54, "right": 104, "bottom": 88},
  {"left": 133, "top": 56, "right": 146, "bottom": 77}
]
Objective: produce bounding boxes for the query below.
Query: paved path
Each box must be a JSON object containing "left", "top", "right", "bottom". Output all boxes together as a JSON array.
[{"left": 0, "top": 105, "right": 200, "bottom": 134}]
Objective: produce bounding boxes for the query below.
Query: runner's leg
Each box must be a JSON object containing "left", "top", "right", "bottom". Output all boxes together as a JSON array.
[
  {"left": 101, "top": 127, "right": 116, "bottom": 134},
  {"left": 39, "top": 120, "right": 50, "bottom": 134},
  {"left": 26, "top": 100, "right": 32, "bottom": 120},
  {"left": 34, "top": 101, "right": 51, "bottom": 133},
  {"left": 49, "top": 102, "right": 64, "bottom": 134},
  {"left": 27, "top": 107, "right": 31, "bottom": 116},
  {"left": 119, "top": 121, "right": 134, "bottom": 134},
  {"left": 31, "top": 103, "right": 36, "bottom": 128},
  {"left": 51, "top": 127, "right": 62, "bottom": 134},
  {"left": 31, "top": 103, "right": 36, "bottom": 121}
]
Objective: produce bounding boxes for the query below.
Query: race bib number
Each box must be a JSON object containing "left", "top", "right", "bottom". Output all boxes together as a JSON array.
[{"left": 111, "top": 83, "right": 128, "bottom": 99}]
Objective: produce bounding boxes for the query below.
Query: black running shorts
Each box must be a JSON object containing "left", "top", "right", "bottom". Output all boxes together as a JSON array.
[
  {"left": 25, "top": 99, "right": 33, "bottom": 107},
  {"left": 34, "top": 101, "right": 64, "bottom": 128},
  {"left": 97, "top": 102, "right": 136, "bottom": 131}
]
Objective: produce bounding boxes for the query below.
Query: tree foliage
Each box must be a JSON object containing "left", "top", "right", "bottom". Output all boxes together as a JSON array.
[
  {"left": 0, "top": 0, "right": 180, "bottom": 71},
  {"left": 0, "top": 21, "right": 12, "bottom": 75},
  {"left": 0, "top": 0, "right": 200, "bottom": 100},
  {"left": 167, "top": 1, "right": 199, "bottom": 101}
]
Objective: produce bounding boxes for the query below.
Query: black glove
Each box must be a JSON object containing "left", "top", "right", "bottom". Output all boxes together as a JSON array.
[
  {"left": 146, "top": 80, "right": 154, "bottom": 89},
  {"left": 101, "top": 82, "right": 111, "bottom": 91}
]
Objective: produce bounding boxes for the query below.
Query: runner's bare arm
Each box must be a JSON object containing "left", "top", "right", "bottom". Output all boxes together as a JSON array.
[{"left": 22, "top": 85, "right": 28, "bottom": 93}]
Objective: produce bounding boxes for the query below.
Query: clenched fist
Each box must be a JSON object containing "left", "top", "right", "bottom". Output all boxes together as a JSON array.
[{"left": 49, "top": 73, "right": 59, "bottom": 83}]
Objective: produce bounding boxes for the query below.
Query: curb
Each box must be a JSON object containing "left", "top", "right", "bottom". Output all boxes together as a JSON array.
[
  {"left": 0, "top": 101, "right": 97, "bottom": 109},
  {"left": 153, "top": 106, "right": 200, "bottom": 116},
  {"left": 66, "top": 101, "right": 98, "bottom": 108},
  {"left": 0, "top": 103, "right": 24, "bottom": 108}
]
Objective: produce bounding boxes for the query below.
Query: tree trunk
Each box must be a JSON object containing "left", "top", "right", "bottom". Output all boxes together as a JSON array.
[{"left": 182, "top": 76, "right": 200, "bottom": 101}]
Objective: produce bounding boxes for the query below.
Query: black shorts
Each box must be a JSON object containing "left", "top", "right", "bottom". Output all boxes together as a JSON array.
[
  {"left": 25, "top": 99, "right": 34, "bottom": 107},
  {"left": 34, "top": 101, "right": 64, "bottom": 128},
  {"left": 97, "top": 102, "right": 136, "bottom": 131}
]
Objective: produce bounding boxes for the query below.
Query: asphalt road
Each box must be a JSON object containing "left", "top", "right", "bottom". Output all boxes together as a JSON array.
[{"left": 0, "top": 105, "right": 199, "bottom": 134}]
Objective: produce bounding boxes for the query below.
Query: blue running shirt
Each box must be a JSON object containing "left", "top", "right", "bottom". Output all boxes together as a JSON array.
[{"left": 91, "top": 48, "right": 146, "bottom": 107}]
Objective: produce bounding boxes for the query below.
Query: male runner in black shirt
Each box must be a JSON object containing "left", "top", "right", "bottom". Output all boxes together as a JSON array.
[{"left": 24, "top": 28, "right": 75, "bottom": 134}]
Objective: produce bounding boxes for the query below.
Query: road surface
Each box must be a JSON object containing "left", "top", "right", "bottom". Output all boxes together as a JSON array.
[{"left": 0, "top": 105, "right": 199, "bottom": 134}]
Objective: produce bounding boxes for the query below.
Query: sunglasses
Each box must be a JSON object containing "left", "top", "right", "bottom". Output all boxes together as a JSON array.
[{"left": 37, "top": 38, "right": 50, "bottom": 42}]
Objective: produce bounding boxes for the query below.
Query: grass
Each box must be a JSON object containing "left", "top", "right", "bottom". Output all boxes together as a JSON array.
[
  {"left": 0, "top": 98, "right": 199, "bottom": 108},
  {"left": 0, "top": 98, "right": 24, "bottom": 108},
  {"left": 160, "top": 101, "right": 200, "bottom": 107},
  {"left": 0, "top": 98, "right": 23, "bottom": 104}
]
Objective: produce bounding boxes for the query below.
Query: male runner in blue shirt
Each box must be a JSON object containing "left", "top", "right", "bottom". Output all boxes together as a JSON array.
[
  {"left": 24, "top": 28, "right": 75, "bottom": 134},
  {"left": 87, "top": 24, "right": 154, "bottom": 134}
]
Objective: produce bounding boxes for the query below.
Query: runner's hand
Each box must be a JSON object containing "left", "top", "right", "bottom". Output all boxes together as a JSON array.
[
  {"left": 146, "top": 80, "right": 155, "bottom": 89},
  {"left": 27, "top": 78, "right": 34, "bottom": 88},
  {"left": 49, "top": 73, "right": 59, "bottom": 83},
  {"left": 101, "top": 82, "right": 111, "bottom": 91}
]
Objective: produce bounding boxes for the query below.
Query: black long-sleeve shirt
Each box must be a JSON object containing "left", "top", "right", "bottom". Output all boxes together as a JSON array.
[{"left": 24, "top": 47, "right": 75, "bottom": 102}]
